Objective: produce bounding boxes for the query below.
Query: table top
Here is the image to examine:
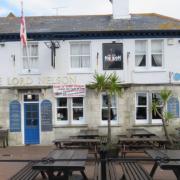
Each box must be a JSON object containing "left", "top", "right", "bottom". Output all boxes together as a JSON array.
[
  {"left": 53, "top": 138, "right": 100, "bottom": 143},
  {"left": 145, "top": 150, "right": 180, "bottom": 169},
  {"left": 33, "top": 149, "right": 88, "bottom": 170},
  {"left": 118, "top": 137, "right": 168, "bottom": 142},
  {"left": 127, "top": 128, "right": 156, "bottom": 137}
]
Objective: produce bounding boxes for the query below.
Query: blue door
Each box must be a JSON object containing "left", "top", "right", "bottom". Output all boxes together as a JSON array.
[{"left": 24, "top": 103, "right": 40, "bottom": 144}]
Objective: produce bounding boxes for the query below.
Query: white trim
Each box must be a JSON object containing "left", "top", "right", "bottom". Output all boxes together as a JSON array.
[{"left": 69, "top": 41, "right": 92, "bottom": 73}]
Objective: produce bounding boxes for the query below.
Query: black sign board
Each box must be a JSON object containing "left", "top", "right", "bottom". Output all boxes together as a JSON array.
[{"left": 103, "top": 43, "right": 123, "bottom": 70}]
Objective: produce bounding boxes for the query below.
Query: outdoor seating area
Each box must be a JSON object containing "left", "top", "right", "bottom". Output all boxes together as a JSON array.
[{"left": 0, "top": 128, "right": 180, "bottom": 179}]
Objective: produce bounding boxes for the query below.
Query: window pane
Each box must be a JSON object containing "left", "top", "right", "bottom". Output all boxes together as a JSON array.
[
  {"left": 57, "top": 98, "right": 67, "bottom": 107},
  {"left": 102, "top": 108, "right": 117, "bottom": 121},
  {"left": 152, "top": 93, "right": 162, "bottom": 105},
  {"left": 151, "top": 54, "right": 162, "bottom": 67},
  {"left": 137, "top": 93, "right": 147, "bottom": 105},
  {"left": 73, "top": 97, "right": 83, "bottom": 106},
  {"left": 135, "top": 40, "right": 146, "bottom": 54},
  {"left": 136, "top": 107, "right": 147, "bottom": 119},
  {"left": 81, "top": 56, "right": 90, "bottom": 67},
  {"left": 102, "top": 95, "right": 116, "bottom": 107},
  {"left": 73, "top": 108, "right": 83, "bottom": 120},
  {"left": 151, "top": 40, "right": 163, "bottom": 53},
  {"left": 81, "top": 44, "right": 90, "bottom": 54},
  {"left": 135, "top": 55, "right": 146, "bottom": 67},
  {"left": 152, "top": 107, "right": 162, "bottom": 119},
  {"left": 57, "top": 108, "right": 67, "bottom": 121},
  {"left": 31, "top": 44, "right": 38, "bottom": 56},
  {"left": 71, "top": 56, "right": 81, "bottom": 68},
  {"left": 71, "top": 44, "right": 81, "bottom": 55}
]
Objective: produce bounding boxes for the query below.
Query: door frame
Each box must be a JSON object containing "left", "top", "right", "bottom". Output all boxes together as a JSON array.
[{"left": 22, "top": 93, "right": 41, "bottom": 145}]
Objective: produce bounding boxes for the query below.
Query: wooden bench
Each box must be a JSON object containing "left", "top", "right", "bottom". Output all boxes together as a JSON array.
[
  {"left": 120, "top": 162, "right": 152, "bottom": 180},
  {"left": 10, "top": 161, "right": 44, "bottom": 180},
  {"left": 94, "top": 162, "right": 101, "bottom": 180},
  {"left": 94, "top": 161, "right": 118, "bottom": 180}
]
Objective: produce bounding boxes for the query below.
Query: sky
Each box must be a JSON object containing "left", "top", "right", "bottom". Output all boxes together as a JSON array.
[{"left": 0, "top": 0, "right": 180, "bottom": 19}]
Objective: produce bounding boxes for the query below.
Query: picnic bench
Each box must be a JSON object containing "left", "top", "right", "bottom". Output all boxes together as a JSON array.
[
  {"left": 0, "top": 129, "right": 8, "bottom": 148},
  {"left": 120, "top": 161, "right": 152, "bottom": 180},
  {"left": 10, "top": 161, "right": 44, "bottom": 180},
  {"left": 118, "top": 137, "right": 169, "bottom": 157},
  {"left": 53, "top": 138, "right": 100, "bottom": 159},
  {"left": 94, "top": 161, "right": 118, "bottom": 180}
]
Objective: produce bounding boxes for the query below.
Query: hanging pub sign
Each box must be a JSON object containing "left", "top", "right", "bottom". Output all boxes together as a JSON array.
[
  {"left": 53, "top": 84, "right": 86, "bottom": 97},
  {"left": 103, "top": 43, "right": 123, "bottom": 70}
]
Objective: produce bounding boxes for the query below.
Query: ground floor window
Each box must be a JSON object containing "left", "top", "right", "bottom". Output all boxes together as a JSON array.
[
  {"left": 56, "top": 97, "right": 84, "bottom": 125},
  {"left": 101, "top": 94, "right": 117, "bottom": 124},
  {"left": 135, "top": 92, "right": 163, "bottom": 124}
]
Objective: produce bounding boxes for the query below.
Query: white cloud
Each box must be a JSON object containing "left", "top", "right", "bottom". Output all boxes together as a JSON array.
[
  {"left": 0, "top": 7, "right": 10, "bottom": 16},
  {"left": 2, "top": 0, "right": 180, "bottom": 19}
]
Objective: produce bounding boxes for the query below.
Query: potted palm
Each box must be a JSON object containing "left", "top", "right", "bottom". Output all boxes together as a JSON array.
[
  {"left": 88, "top": 72, "right": 123, "bottom": 156},
  {"left": 152, "top": 89, "right": 174, "bottom": 147}
]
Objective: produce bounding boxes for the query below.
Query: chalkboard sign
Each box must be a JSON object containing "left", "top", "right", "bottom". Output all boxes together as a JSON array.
[
  {"left": 167, "top": 97, "right": 179, "bottom": 118},
  {"left": 9, "top": 100, "right": 21, "bottom": 132},
  {"left": 41, "top": 100, "right": 52, "bottom": 131}
]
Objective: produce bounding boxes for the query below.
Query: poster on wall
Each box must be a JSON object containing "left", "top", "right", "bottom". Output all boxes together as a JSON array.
[
  {"left": 53, "top": 84, "right": 86, "bottom": 97},
  {"left": 103, "top": 43, "right": 123, "bottom": 70}
]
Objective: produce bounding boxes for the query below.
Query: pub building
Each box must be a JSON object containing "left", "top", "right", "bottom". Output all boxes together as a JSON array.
[{"left": 0, "top": 0, "right": 180, "bottom": 145}]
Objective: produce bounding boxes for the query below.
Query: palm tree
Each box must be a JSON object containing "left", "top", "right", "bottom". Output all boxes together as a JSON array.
[
  {"left": 88, "top": 72, "right": 123, "bottom": 144},
  {"left": 152, "top": 89, "right": 174, "bottom": 146}
]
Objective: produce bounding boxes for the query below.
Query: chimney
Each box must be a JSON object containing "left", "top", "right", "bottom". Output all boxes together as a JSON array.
[{"left": 110, "top": 0, "right": 131, "bottom": 19}]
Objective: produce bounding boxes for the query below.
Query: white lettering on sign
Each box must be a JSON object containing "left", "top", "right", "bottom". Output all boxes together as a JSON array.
[
  {"left": 53, "top": 84, "right": 86, "bottom": 97},
  {"left": 104, "top": 55, "right": 122, "bottom": 61},
  {"left": 0, "top": 76, "right": 77, "bottom": 86}
]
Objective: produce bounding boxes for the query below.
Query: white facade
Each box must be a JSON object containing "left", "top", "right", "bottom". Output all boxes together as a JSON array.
[{"left": 0, "top": 38, "right": 180, "bottom": 86}]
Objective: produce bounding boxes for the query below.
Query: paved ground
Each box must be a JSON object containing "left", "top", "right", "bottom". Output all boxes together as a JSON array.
[{"left": 0, "top": 146, "right": 177, "bottom": 180}]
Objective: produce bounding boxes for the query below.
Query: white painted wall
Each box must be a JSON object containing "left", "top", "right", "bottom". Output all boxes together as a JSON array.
[{"left": 0, "top": 38, "right": 180, "bottom": 86}]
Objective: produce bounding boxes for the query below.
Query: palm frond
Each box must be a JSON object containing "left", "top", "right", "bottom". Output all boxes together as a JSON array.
[{"left": 160, "top": 89, "right": 172, "bottom": 103}]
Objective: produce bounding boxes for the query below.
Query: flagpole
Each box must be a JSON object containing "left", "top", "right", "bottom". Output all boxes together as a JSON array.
[{"left": 20, "top": 0, "right": 31, "bottom": 72}]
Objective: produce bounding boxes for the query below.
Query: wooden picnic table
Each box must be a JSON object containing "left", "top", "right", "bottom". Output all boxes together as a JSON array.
[
  {"left": 53, "top": 138, "right": 100, "bottom": 159},
  {"left": 118, "top": 137, "right": 169, "bottom": 157},
  {"left": 75, "top": 129, "right": 99, "bottom": 139},
  {"left": 127, "top": 128, "right": 156, "bottom": 138},
  {"left": 145, "top": 150, "right": 180, "bottom": 179},
  {"left": 32, "top": 149, "right": 88, "bottom": 180}
]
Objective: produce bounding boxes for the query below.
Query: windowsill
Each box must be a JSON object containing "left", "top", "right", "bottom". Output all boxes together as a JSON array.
[
  {"left": 53, "top": 124, "right": 88, "bottom": 128},
  {"left": 133, "top": 124, "right": 163, "bottom": 127},
  {"left": 20, "top": 71, "right": 40, "bottom": 75},
  {"left": 68, "top": 69, "right": 93, "bottom": 74},
  {"left": 133, "top": 69, "right": 166, "bottom": 73},
  {"left": 98, "top": 123, "right": 122, "bottom": 127}
]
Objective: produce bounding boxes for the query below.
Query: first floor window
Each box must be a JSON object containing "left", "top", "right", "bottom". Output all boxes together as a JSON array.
[
  {"left": 70, "top": 42, "right": 91, "bottom": 70},
  {"left": 22, "top": 42, "right": 39, "bottom": 73},
  {"left": 102, "top": 94, "right": 117, "bottom": 121},
  {"left": 135, "top": 92, "right": 163, "bottom": 124},
  {"left": 56, "top": 97, "right": 84, "bottom": 124}
]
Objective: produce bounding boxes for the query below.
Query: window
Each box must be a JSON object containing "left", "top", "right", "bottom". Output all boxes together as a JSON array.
[
  {"left": 101, "top": 94, "right": 117, "bottom": 124},
  {"left": 56, "top": 97, "right": 84, "bottom": 125},
  {"left": 135, "top": 92, "right": 162, "bottom": 124},
  {"left": 136, "top": 93, "right": 148, "bottom": 120},
  {"left": 70, "top": 42, "right": 91, "bottom": 70},
  {"left": 151, "top": 40, "right": 163, "bottom": 67},
  {"left": 22, "top": 42, "right": 39, "bottom": 73},
  {"left": 135, "top": 40, "right": 147, "bottom": 67},
  {"left": 135, "top": 40, "right": 164, "bottom": 69}
]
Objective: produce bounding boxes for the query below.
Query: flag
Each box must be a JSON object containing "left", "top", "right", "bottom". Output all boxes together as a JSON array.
[{"left": 20, "top": 0, "right": 27, "bottom": 47}]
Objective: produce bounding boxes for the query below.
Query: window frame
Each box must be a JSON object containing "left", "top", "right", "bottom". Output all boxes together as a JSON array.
[
  {"left": 135, "top": 39, "right": 164, "bottom": 71},
  {"left": 101, "top": 93, "right": 118, "bottom": 125},
  {"left": 21, "top": 42, "right": 39, "bottom": 74},
  {"left": 135, "top": 92, "right": 162, "bottom": 125},
  {"left": 56, "top": 97, "right": 85, "bottom": 125},
  {"left": 69, "top": 41, "right": 92, "bottom": 73}
]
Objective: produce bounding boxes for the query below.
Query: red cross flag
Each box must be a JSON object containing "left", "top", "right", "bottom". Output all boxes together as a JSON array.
[{"left": 20, "top": 0, "right": 27, "bottom": 47}]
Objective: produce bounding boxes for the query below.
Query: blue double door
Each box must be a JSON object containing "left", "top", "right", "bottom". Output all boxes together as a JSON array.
[{"left": 24, "top": 103, "right": 40, "bottom": 144}]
